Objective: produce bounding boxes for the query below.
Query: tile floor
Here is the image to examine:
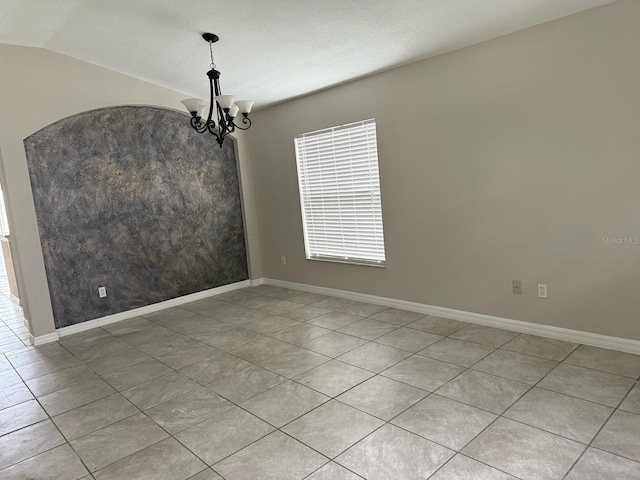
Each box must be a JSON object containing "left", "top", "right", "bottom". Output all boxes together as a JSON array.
[{"left": 1, "top": 284, "right": 639, "bottom": 479}]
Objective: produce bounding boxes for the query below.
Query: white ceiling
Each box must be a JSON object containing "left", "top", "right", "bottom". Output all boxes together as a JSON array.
[{"left": 0, "top": 0, "right": 616, "bottom": 108}]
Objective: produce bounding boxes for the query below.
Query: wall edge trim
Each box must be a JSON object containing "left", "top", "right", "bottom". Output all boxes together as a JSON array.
[
  {"left": 262, "top": 277, "right": 640, "bottom": 355},
  {"left": 30, "top": 279, "right": 251, "bottom": 345}
]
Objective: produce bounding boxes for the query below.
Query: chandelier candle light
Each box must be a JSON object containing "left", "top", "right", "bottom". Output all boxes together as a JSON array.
[{"left": 182, "top": 33, "right": 254, "bottom": 146}]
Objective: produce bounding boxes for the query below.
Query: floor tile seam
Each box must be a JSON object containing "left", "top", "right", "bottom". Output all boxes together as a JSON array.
[
  {"left": 428, "top": 451, "right": 527, "bottom": 480},
  {"left": 559, "top": 358, "right": 640, "bottom": 379},
  {"left": 234, "top": 385, "right": 334, "bottom": 431},
  {"left": 334, "top": 324, "right": 404, "bottom": 342},
  {"left": 0, "top": 333, "right": 25, "bottom": 342},
  {"left": 0, "top": 374, "right": 89, "bottom": 472},
  {"left": 0, "top": 376, "right": 34, "bottom": 409},
  {"left": 57, "top": 408, "right": 143, "bottom": 444},
  {"left": 574, "top": 372, "right": 640, "bottom": 467},
  {"left": 377, "top": 369, "right": 465, "bottom": 398},
  {"left": 47, "top": 412, "right": 95, "bottom": 477},
  {"left": 7, "top": 342, "right": 82, "bottom": 372},
  {"left": 376, "top": 349, "right": 472, "bottom": 397},
  {"left": 576, "top": 445, "right": 640, "bottom": 467},
  {"left": 531, "top": 359, "right": 636, "bottom": 407},
  {"left": 30, "top": 379, "right": 120, "bottom": 419},
  {"left": 378, "top": 405, "right": 472, "bottom": 454},
  {"left": 286, "top": 418, "right": 392, "bottom": 463},
  {"left": 267, "top": 331, "right": 337, "bottom": 349},
  {"left": 436, "top": 371, "right": 538, "bottom": 436},
  {"left": 432, "top": 342, "right": 622, "bottom": 420},
  {"left": 0, "top": 332, "right": 20, "bottom": 344},
  {"left": 63, "top": 409, "right": 170, "bottom": 473},
  {"left": 528, "top": 384, "right": 628, "bottom": 409},
  {"left": 0, "top": 323, "right": 24, "bottom": 335},
  {"left": 370, "top": 337, "right": 445, "bottom": 355},
  {"left": 0, "top": 318, "right": 28, "bottom": 344},
  {"left": 256, "top": 353, "right": 335, "bottom": 379},
  {"left": 146, "top": 362, "right": 333, "bottom": 436},
  {"left": 329, "top": 352, "right": 405, "bottom": 374},
  {"left": 296, "top": 340, "right": 374, "bottom": 361},
  {"left": 300, "top": 460, "right": 366, "bottom": 480},
  {"left": 0, "top": 440, "right": 73, "bottom": 474},
  {"left": 488, "top": 355, "right": 637, "bottom": 448},
  {"left": 0, "top": 339, "right": 29, "bottom": 352},
  {"left": 80, "top": 423, "right": 171, "bottom": 476},
  {"left": 499, "top": 341, "right": 580, "bottom": 363},
  {"left": 273, "top": 381, "right": 504, "bottom": 466},
  {"left": 386, "top": 383, "right": 574, "bottom": 456},
  {"left": 142, "top": 308, "right": 323, "bottom": 360},
  {"left": 94, "top": 351, "right": 188, "bottom": 392},
  {"left": 403, "top": 322, "right": 469, "bottom": 339},
  {"left": 203, "top": 370, "right": 301, "bottom": 406},
  {"left": 496, "top": 411, "right": 603, "bottom": 446},
  {"left": 28, "top": 365, "right": 107, "bottom": 396},
  {"left": 413, "top": 344, "right": 497, "bottom": 368},
  {"left": 173, "top": 422, "right": 279, "bottom": 470},
  {"left": 0, "top": 386, "right": 55, "bottom": 438},
  {"left": 286, "top": 367, "right": 377, "bottom": 403},
  {"left": 452, "top": 355, "right": 614, "bottom": 478},
  {"left": 337, "top": 348, "right": 413, "bottom": 375},
  {"left": 474, "top": 346, "right": 565, "bottom": 367},
  {"left": 107, "top": 325, "right": 261, "bottom": 384},
  {"left": 0, "top": 321, "right": 27, "bottom": 329},
  {"left": 464, "top": 362, "right": 556, "bottom": 387},
  {"left": 265, "top": 429, "right": 338, "bottom": 472}
]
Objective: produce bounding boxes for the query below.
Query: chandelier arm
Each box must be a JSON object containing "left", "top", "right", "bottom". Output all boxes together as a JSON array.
[
  {"left": 190, "top": 116, "right": 210, "bottom": 133},
  {"left": 232, "top": 116, "right": 252, "bottom": 131}
]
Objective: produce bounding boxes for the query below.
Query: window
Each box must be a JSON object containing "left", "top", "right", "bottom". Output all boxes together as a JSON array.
[{"left": 294, "top": 119, "right": 386, "bottom": 266}]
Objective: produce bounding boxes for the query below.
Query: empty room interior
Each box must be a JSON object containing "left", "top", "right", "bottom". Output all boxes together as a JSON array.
[{"left": 1, "top": 0, "right": 640, "bottom": 479}]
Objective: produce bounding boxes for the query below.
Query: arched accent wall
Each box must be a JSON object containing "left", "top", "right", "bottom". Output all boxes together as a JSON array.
[{"left": 23, "top": 106, "right": 248, "bottom": 328}]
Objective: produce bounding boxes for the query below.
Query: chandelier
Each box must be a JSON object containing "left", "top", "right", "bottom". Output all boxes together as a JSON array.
[{"left": 181, "top": 33, "right": 254, "bottom": 146}]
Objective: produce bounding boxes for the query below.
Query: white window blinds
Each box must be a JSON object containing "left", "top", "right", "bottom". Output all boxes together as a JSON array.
[{"left": 294, "top": 119, "right": 386, "bottom": 266}]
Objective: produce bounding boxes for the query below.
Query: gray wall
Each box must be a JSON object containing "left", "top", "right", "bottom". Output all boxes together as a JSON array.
[
  {"left": 24, "top": 106, "right": 248, "bottom": 328},
  {"left": 248, "top": 0, "right": 640, "bottom": 341}
]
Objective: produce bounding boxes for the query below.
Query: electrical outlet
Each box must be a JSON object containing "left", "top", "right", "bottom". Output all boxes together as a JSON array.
[
  {"left": 281, "top": 256, "right": 286, "bottom": 266},
  {"left": 512, "top": 280, "right": 522, "bottom": 295},
  {"left": 98, "top": 286, "right": 107, "bottom": 298},
  {"left": 537, "top": 284, "right": 548, "bottom": 299}
]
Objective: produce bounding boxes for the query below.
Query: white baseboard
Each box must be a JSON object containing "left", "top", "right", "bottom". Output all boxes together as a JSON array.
[
  {"left": 30, "top": 279, "right": 252, "bottom": 345},
  {"left": 261, "top": 278, "right": 640, "bottom": 355},
  {"left": 30, "top": 332, "right": 60, "bottom": 346}
]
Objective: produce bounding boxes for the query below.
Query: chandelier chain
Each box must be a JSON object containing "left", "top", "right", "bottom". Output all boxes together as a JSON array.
[{"left": 209, "top": 42, "right": 216, "bottom": 70}]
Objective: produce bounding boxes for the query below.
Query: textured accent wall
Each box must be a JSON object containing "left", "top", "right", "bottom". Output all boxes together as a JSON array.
[{"left": 24, "top": 106, "right": 248, "bottom": 328}]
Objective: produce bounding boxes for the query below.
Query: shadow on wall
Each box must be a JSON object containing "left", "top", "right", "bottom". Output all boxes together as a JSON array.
[{"left": 23, "top": 106, "right": 248, "bottom": 328}]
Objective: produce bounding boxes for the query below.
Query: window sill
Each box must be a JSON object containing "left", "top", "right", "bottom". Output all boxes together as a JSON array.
[{"left": 306, "top": 256, "right": 386, "bottom": 268}]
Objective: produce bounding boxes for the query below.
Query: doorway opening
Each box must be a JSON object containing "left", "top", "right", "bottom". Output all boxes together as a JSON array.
[{"left": 0, "top": 181, "right": 30, "bottom": 350}]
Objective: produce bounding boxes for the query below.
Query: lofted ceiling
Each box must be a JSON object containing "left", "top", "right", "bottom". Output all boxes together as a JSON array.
[{"left": 0, "top": 0, "right": 617, "bottom": 109}]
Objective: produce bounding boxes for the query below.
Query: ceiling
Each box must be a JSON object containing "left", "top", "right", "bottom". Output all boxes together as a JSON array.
[{"left": 0, "top": 0, "right": 616, "bottom": 109}]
